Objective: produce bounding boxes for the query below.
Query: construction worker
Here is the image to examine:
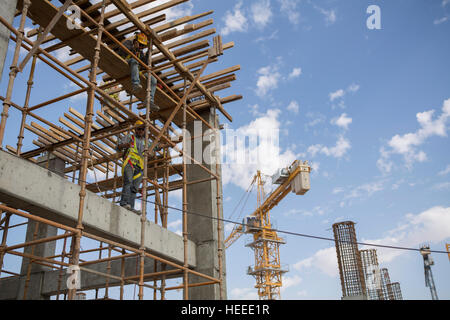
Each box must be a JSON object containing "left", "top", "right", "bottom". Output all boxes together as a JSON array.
[
  {"left": 116, "top": 119, "right": 147, "bottom": 212},
  {"left": 120, "top": 32, "right": 159, "bottom": 112}
]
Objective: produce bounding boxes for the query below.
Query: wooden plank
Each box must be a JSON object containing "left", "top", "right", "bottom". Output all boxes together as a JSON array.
[
  {"left": 26, "top": 124, "right": 77, "bottom": 161},
  {"left": 191, "top": 94, "right": 243, "bottom": 110},
  {"left": 110, "top": 0, "right": 233, "bottom": 121},
  {"left": 153, "top": 11, "right": 213, "bottom": 33},
  {"left": 170, "top": 65, "right": 240, "bottom": 91},
  {"left": 152, "top": 39, "right": 211, "bottom": 65},
  {"left": 29, "top": 122, "right": 112, "bottom": 172},
  {"left": 153, "top": 41, "right": 234, "bottom": 72},
  {"left": 89, "top": 0, "right": 187, "bottom": 33},
  {"left": 24, "top": 0, "right": 179, "bottom": 118},
  {"left": 60, "top": 114, "right": 115, "bottom": 157}
]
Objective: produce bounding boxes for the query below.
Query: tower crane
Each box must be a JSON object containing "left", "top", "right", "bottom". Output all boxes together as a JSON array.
[
  {"left": 225, "top": 160, "right": 311, "bottom": 300},
  {"left": 419, "top": 244, "right": 439, "bottom": 300}
]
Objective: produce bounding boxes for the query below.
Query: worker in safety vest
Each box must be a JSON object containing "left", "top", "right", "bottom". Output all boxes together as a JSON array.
[
  {"left": 120, "top": 32, "right": 159, "bottom": 112},
  {"left": 116, "top": 119, "right": 148, "bottom": 212}
]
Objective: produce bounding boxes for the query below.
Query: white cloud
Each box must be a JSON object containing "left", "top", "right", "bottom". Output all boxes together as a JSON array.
[
  {"left": 293, "top": 247, "right": 338, "bottom": 277},
  {"left": 86, "top": 168, "right": 106, "bottom": 184},
  {"left": 311, "top": 161, "right": 319, "bottom": 174},
  {"left": 305, "top": 112, "right": 326, "bottom": 130},
  {"left": 329, "top": 89, "right": 345, "bottom": 102},
  {"left": 286, "top": 205, "right": 327, "bottom": 217},
  {"left": 332, "top": 187, "right": 344, "bottom": 194},
  {"left": 288, "top": 67, "right": 302, "bottom": 79},
  {"left": 281, "top": 275, "right": 302, "bottom": 295},
  {"left": 127, "top": 1, "right": 194, "bottom": 25},
  {"left": 251, "top": 0, "right": 273, "bottom": 28},
  {"left": 163, "top": 2, "right": 194, "bottom": 21},
  {"left": 361, "top": 206, "right": 450, "bottom": 263},
  {"left": 336, "top": 179, "right": 385, "bottom": 208},
  {"left": 249, "top": 104, "right": 262, "bottom": 116},
  {"left": 287, "top": 101, "right": 299, "bottom": 114},
  {"left": 222, "top": 109, "right": 298, "bottom": 190},
  {"left": 54, "top": 46, "right": 72, "bottom": 62},
  {"left": 254, "top": 30, "right": 279, "bottom": 42},
  {"left": 64, "top": 81, "right": 87, "bottom": 102},
  {"left": 438, "top": 164, "right": 450, "bottom": 176},
  {"left": 221, "top": 1, "right": 248, "bottom": 36},
  {"left": 278, "top": 0, "right": 301, "bottom": 25},
  {"left": 255, "top": 65, "right": 281, "bottom": 97},
  {"left": 434, "top": 16, "right": 449, "bottom": 25},
  {"left": 315, "top": 6, "right": 336, "bottom": 25},
  {"left": 168, "top": 219, "right": 182, "bottom": 229},
  {"left": 378, "top": 98, "right": 450, "bottom": 172},
  {"left": 225, "top": 223, "right": 235, "bottom": 233},
  {"left": 443, "top": 0, "right": 450, "bottom": 7},
  {"left": 432, "top": 182, "right": 450, "bottom": 190},
  {"left": 294, "top": 206, "right": 450, "bottom": 277},
  {"left": 324, "top": 10, "right": 337, "bottom": 24},
  {"left": 344, "top": 180, "right": 384, "bottom": 200},
  {"left": 377, "top": 147, "right": 394, "bottom": 174},
  {"left": 230, "top": 287, "right": 259, "bottom": 300},
  {"left": 296, "top": 290, "right": 308, "bottom": 297},
  {"left": 329, "top": 84, "right": 359, "bottom": 107},
  {"left": 347, "top": 83, "right": 360, "bottom": 93},
  {"left": 331, "top": 113, "right": 352, "bottom": 130},
  {"left": 307, "top": 136, "right": 351, "bottom": 159}
]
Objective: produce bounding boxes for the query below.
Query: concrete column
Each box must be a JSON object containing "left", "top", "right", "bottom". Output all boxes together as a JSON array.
[
  {"left": 186, "top": 110, "right": 226, "bottom": 300},
  {"left": 18, "top": 154, "right": 65, "bottom": 299},
  {"left": 0, "top": 0, "right": 18, "bottom": 83}
]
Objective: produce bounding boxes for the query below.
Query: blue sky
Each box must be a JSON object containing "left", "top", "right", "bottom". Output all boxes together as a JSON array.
[
  {"left": 201, "top": 0, "right": 450, "bottom": 300},
  {"left": 1, "top": 0, "right": 450, "bottom": 300}
]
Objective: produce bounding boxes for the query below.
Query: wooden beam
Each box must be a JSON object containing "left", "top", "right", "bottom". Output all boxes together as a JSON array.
[{"left": 110, "top": 0, "right": 232, "bottom": 121}]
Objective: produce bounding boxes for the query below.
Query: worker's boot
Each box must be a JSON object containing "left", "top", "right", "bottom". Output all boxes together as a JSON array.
[
  {"left": 140, "top": 99, "right": 160, "bottom": 112},
  {"left": 132, "top": 83, "right": 143, "bottom": 93},
  {"left": 150, "top": 101, "right": 160, "bottom": 112}
]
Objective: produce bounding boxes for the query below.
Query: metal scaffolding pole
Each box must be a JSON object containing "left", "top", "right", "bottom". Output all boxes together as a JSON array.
[
  {"left": 68, "top": 0, "right": 107, "bottom": 300},
  {"left": 0, "top": 0, "right": 240, "bottom": 300},
  {"left": 0, "top": 0, "right": 31, "bottom": 148}
]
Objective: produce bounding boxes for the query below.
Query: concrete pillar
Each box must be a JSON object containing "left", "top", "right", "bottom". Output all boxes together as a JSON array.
[
  {"left": 186, "top": 110, "right": 226, "bottom": 300},
  {"left": 0, "top": 0, "right": 18, "bottom": 83},
  {"left": 18, "top": 153, "right": 65, "bottom": 299}
]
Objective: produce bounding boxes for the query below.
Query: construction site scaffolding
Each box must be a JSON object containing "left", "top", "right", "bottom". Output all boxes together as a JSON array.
[{"left": 0, "top": 0, "right": 241, "bottom": 300}]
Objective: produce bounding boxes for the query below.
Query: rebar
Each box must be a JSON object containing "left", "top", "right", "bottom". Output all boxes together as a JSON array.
[{"left": 333, "top": 221, "right": 366, "bottom": 299}]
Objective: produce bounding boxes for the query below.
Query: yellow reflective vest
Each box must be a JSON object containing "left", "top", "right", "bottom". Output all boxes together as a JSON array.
[{"left": 122, "top": 134, "right": 144, "bottom": 171}]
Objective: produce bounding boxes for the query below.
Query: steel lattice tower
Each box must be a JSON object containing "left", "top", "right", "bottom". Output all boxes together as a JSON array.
[
  {"left": 332, "top": 221, "right": 367, "bottom": 300},
  {"left": 420, "top": 245, "right": 439, "bottom": 300},
  {"left": 380, "top": 268, "right": 395, "bottom": 300},
  {"left": 360, "top": 249, "right": 383, "bottom": 300},
  {"left": 387, "top": 282, "right": 403, "bottom": 300},
  {"left": 246, "top": 171, "right": 287, "bottom": 300}
]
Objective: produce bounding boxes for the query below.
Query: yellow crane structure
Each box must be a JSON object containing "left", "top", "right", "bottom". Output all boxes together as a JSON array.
[
  {"left": 225, "top": 160, "right": 311, "bottom": 300},
  {"left": 446, "top": 244, "right": 450, "bottom": 262}
]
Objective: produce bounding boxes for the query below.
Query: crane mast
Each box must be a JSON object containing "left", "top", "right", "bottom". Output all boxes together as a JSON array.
[
  {"left": 225, "top": 160, "right": 311, "bottom": 300},
  {"left": 420, "top": 245, "right": 439, "bottom": 300}
]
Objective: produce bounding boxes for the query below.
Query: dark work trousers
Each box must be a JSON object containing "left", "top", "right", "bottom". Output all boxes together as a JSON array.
[
  {"left": 120, "top": 163, "right": 143, "bottom": 209},
  {"left": 127, "top": 58, "right": 157, "bottom": 102}
]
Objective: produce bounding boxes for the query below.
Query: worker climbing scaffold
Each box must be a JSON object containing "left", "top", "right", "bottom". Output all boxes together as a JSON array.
[
  {"left": 116, "top": 119, "right": 159, "bottom": 213},
  {"left": 118, "top": 32, "right": 159, "bottom": 112}
]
